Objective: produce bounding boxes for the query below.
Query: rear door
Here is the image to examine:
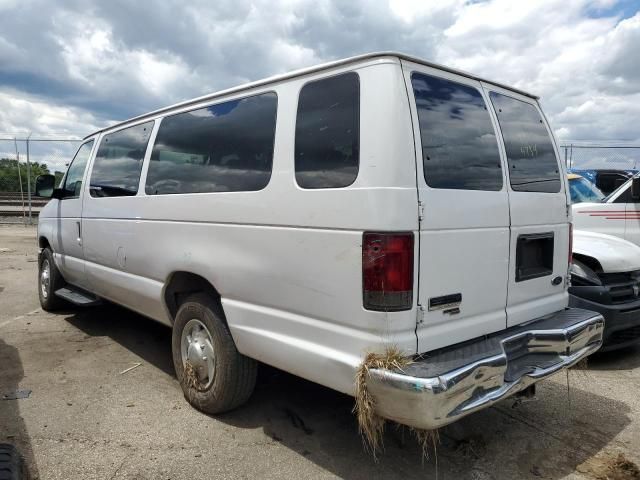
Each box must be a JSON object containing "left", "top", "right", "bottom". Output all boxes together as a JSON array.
[
  {"left": 485, "top": 86, "right": 570, "bottom": 326},
  {"left": 402, "top": 61, "right": 511, "bottom": 353}
]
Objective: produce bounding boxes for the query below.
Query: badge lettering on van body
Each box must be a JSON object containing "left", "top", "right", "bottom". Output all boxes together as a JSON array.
[
  {"left": 429, "top": 293, "right": 462, "bottom": 311},
  {"left": 520, "top": 144, "right": 538, "bottom": 157}
]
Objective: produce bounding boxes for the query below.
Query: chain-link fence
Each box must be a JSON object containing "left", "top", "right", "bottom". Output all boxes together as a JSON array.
[
  {"left": 1, "top": 137, "right": 638, "bottom": 224},
  {"left": 560, "top": 143, "right": 640, "bottom": 170},
  {"left": 0, "top": 136, "right": 81, "bottom": 224}
]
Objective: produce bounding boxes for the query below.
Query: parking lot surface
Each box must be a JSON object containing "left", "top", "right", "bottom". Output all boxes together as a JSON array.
[{"left": 1, "top": 224, "right": 639, "bottom": 480}]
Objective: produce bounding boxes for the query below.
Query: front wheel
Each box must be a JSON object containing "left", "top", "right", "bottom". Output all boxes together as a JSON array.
[
  {"left": 38, "top": 247, "right": 65, "bottom": 311},
  {"left": 171, "top": 293, "right": 257, "bottom": 414}
]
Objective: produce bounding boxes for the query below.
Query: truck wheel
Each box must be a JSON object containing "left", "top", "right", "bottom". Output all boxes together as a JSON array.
[
  {"left": 38, "top": 247, "right": 65, "bottom": 311},
  {"left": 0, "top": 443, "right": 24, "bottom": 480},
  {"left": 171, "top": 293, "right": 257, "bottom": 414}
]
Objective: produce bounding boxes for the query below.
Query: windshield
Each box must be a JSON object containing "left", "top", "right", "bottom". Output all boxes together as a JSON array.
[{"left": 568, "top": 177, "right": 605, "bottom": 204}]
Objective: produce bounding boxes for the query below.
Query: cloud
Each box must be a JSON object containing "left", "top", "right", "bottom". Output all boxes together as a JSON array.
[{"left": 0, "top": 0, "right": 638, "bottom": 172}]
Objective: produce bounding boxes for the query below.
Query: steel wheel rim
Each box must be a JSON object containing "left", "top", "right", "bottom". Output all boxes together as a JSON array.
[
  {"left": 40, "top": 259, "right": 50, "bottom": 299},
  {"left": 180, "top": 319, "right": 216, "bottom": 390}
]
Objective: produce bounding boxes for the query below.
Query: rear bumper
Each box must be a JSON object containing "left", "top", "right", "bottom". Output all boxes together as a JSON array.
[
  {"left": 366, "top": 308, "right": 604, "bottom": 430},
  {"left": 569, "top": 294, "right": 640, "bottom": 352}
]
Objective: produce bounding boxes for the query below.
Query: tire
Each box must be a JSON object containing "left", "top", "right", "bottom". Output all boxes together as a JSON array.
[
  {"left": 0, "top": 443, "right": 24, "bottom": 480},
  {"left": 172, "top": 293, "right": 257, "bottom": 414},
  {"left": 38, "top": 247, "right": 66, "bottom": 311}
]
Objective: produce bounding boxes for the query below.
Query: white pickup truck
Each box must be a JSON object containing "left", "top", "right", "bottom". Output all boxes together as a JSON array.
[
  {"left": 571, "top": 230, "right": 640, "bottom": 351},
  {"left": 573, "top": 175, "right": 640, "bottom": 246}
]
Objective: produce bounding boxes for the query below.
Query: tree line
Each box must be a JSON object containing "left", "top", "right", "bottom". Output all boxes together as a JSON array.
[{"left": 0, "top": 158, "right": 64, "bottom": 193}]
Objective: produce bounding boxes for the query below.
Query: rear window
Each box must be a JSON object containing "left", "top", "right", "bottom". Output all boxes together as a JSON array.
[
  {"left": 90, "top": 122, "right": 153, "bottom": 197},
  {"left": 146, "top": 92, "right": 277, "bottom": 195},
  {"left": 411, "top": 73, "right": 503, "bottom": 190},
  {"left": 295, "top": 72, "right": 360, "bottom": 189},
  {"left": 489, "top": 92, "right": 561, "bottom": 193}
]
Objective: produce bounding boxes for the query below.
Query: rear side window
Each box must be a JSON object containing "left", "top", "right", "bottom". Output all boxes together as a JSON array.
[
  {"left": 90, "top": 122, "right": 153, "bottom": 197},
  {"left": 411, "top": 73, "right": 503, "bottom": 191},
  {"left": 613, "top": 185, "right": 631, "bottom": 203},
  {"left": 489, "top": 92, "right": 561, "bottom": 193},
  {"left": 61, "top": 140, "right": 94, "bottom": 198},
  {"left": 146, "top": 92, "right": 277, "bottom": 195},
  {"left": 295, "top": 72, "right": 359, "bottom": 189}
]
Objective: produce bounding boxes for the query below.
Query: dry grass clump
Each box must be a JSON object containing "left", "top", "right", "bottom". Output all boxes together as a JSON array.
[
  {"left": 572, "top": 357, "right": 589, "bottom": 370},
  {"left": 183, "top": 361, "right": 201, "bottom": 394},
  {"left": 413, "top": 428, "right": 440, "bottom": 462},
  {"left": 580, "top": 452, "right": 640, "bottom": 480},
  {"left": 605, "top": 453, "right": 640, "bottom": 480},
  {"left": 354, "top": 346, "right": 439, "bottom": 460}
]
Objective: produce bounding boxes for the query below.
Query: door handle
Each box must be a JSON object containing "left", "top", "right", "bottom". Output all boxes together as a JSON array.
[{"left": 76, "top": 221, "right": 82, "bottom": 246}]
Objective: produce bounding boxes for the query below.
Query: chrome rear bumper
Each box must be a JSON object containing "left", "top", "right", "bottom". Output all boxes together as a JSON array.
[{"left": 367, "top": 308, "right": 604, "bottom": 430}]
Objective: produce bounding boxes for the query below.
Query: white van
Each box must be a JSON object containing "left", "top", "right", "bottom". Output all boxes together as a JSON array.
[
  {"left": 573, "top": 175, "right": 640, "bottom": 246},
  {"left": 35, "top": 53, "right": 604, "bottom": 431}
]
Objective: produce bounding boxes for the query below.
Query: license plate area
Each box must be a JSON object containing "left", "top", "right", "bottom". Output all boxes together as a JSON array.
[{"left": 516, "top": 232, "right": 554, "bottom": 282}]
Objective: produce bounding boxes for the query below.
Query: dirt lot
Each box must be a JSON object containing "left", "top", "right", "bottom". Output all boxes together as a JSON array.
[{"left": 1, "top": 224, "right": 639, "bottom": 480}]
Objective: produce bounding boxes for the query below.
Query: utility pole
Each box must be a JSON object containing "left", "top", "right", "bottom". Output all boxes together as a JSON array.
[
  {"left": 14, "top": 138, "right": 26, "bottom": 224},
  {"left": 26, "top": 132, "right": 32, "bottom": 224}
]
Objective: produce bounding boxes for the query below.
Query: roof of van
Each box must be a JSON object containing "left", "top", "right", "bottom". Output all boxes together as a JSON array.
[{"left": 84, "top": 51, "right": 539, "bottom": 140}]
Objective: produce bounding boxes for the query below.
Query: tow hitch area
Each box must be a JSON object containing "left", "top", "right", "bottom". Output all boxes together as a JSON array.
[{"left": 366, "top": 308, "right": 604, "bottom": 429}]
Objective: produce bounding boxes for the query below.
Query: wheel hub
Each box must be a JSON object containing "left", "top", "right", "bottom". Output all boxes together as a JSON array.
[
  {"left": 40, "top": 259, "right": 50, "bottom": 299},
  {"left": 180, "top": 319, "right": 215, "bottom": 389}
]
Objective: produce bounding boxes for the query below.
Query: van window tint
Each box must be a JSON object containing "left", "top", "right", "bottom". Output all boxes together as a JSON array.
[
  {"left": 90, "top": 122, "right": 153, "bottom": 197},
  {"left": 146, "top": 92, "right": 277, "bottom": 195},
  {"left": 295, "top": 72, "right": 359, "bottom": 189},
  {"left": 61, "top": 140, "right": 94, "bottom": 198},
  {"left": 489, "top": 92, "right": 561, "bottom": 193},
  {"left": 411, "top": 73, "right": 503, "bottom": 190}
]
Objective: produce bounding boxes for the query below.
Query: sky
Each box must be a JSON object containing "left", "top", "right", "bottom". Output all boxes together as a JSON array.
[{"left": 0, "top": 0, "right": 639, "bottom": 171}]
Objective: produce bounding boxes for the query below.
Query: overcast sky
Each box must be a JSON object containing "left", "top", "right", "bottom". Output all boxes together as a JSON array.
[{"left": 0, "top": 0, "right": 639, "bottom": 170}]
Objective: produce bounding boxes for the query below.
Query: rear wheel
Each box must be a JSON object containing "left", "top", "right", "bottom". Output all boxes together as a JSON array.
[
  {"left": 38, "top": 247, "right": 65, "bottom": 311},
  {"left": 171, "top": 293, "right": 257, "bottom": 414}
]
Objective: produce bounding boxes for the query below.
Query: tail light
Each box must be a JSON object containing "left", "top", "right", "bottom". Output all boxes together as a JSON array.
[
  {"left": 568, "top": 223, "right": 573, "bottom": 266},
  {"left": 362, "top": 232, "right": 414, "bottom": 311}
]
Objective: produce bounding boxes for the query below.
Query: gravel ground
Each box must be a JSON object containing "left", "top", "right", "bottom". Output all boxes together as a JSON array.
[{"left": 1, "top": 224, "right": 639, "bottom": 480}]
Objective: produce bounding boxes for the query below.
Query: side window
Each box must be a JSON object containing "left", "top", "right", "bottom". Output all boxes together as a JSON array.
[
  {"left": 90, "top": 121, "right": 153, "bottom": 197},
  {"left": 295, "top": 72, "right": 359, "bottom": 189},
  {"left": 411, "top": 73, "right": 502, "bottom": 190},
  {"left": 613, "top": 185, "right": 631, "bottom": 203},
  {"left": 489, "top": 92, "right": 561, "bottom": 193},
  {"left": 146, "top": 92, "right": 277, "bottom": 195},
  {"left": 61, "top": 140, "right": 94, "bottom": 198}
]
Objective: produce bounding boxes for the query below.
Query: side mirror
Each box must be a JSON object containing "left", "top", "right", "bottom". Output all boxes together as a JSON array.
[
  {"left": 34, "top": 174, "right": 56, "bottom": 198},
  {"left": 632, "top": 177, "right": 640, "bottom": 201}
]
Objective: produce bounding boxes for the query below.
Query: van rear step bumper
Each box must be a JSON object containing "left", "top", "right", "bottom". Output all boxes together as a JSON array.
[{"left": 367, "top": 308, "right": 604, "bottom": 430}]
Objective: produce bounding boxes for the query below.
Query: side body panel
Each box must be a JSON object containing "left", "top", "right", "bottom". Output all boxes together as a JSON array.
[
  {"left": 79, "top": 59, "right": 420, "bottom": 395},
  {"left": 573, "top": 200, "right": 628, "bottom": 240},
  {"left": 625, "top": 186, "right": 640, "bottom": 246}
]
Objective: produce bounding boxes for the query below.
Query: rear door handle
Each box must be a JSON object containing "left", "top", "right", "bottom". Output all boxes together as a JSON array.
[{"left": 76, "top": 221, "right": 82, "bottom": 246}]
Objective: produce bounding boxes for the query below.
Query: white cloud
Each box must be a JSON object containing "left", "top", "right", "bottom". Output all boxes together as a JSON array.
[
  {"left": 0, "top": 90, "right": 100, "bottom": 137},
  {"left": 0, "top": 0, "right": 638, "bottom": 172}
]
